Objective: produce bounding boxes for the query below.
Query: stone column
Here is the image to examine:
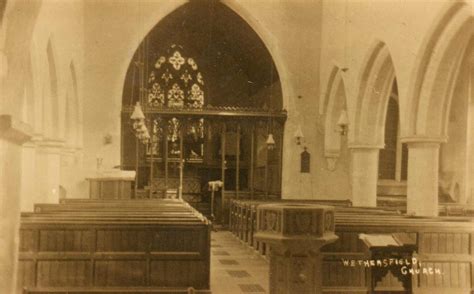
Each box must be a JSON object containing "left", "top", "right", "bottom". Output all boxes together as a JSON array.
[
  {"left": 349, "top": 146, "right": 380, "bottom": 207},
  {"left": 406, "top": 141, "right": 441, "bottom": 216},
  {"left": 20, "top": 140, "right": 37, "bottom": 211},
  {"left": 0, "top": 115, "right": 33, "bottom": 294},
  {"left": 254, "top": 203, "right": 338, "bottom": 294},
  {"left": 60, "top": 145, "right": 78, "bottom": 199},
  {"left": 36, "top": 139, "right": 63, "bottom": 204}
]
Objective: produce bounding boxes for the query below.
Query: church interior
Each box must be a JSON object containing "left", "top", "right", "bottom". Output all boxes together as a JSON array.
[{"left": 0, "top": 0, "right": 473, "bottom": 293}]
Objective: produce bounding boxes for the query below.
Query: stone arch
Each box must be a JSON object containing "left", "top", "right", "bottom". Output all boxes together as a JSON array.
[
  {"left": 404, "top": 1, "right": 473, "bottom": 140},
  {"left": 117, "top": 0, "right": 291, "bottom": 112},
  {"left": 69, "top": 61, "right": 81, "bottom": 148},
  {"left": 21, "top": 52, "right": 36, "bottom": 126},
  {"left": 220, "top": 0, "right": 292, "bottom": 112},
  {"left": 45, "top": 38, "right": 60, "bottom": 138},
  {"left": 62, "top": 60, "right": 79, "bottom": 148},
  {"left": 351, "top": 41, "right": 397, "bottom": 148},
  {"left": 1, "top": 0, "right": 42, "bottom": 120},
  {"left": 322, "top": 66, "right": 348, "bottom": 170}
]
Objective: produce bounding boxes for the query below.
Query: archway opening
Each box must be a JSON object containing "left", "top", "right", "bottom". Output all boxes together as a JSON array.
[
  {"left": 378, "top": 80, "right": 408, "bottom": 181},
  {"left": 439, "top": 37, "right": 473, "bottom": 204},
  {"left": 120, "top": 1, "right": 285, "bottom": 220}
]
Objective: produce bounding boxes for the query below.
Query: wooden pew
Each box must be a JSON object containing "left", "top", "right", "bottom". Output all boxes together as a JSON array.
[
  {"left": 230, "top": 199, "right": 474, "bottom": 293},
  {"left": 229, "top": 199, "right": 353, "bottom": 253},
  {"left": 17, "top": 199, "right": 211, "bottom": 294}
]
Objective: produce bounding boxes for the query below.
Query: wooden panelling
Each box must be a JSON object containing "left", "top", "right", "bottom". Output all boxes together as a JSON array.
[
  {"left": 19, "top": 229, "right": 37, "bottom": 252},
  {"left": 322, "top": 232, "right": 364, "bottom": 252},
  {"left": 416, "top": 262, "right": 471, "bottom": 289},
  {"left": 17, "top": 260, "right": 36, "bottom": 289},
  {"left": 322, "top": 260, "right": 367, "bottom": 287},
  {"left": 150, "top": 260, "right": 207, "bottom": 287},
  {"left": 39, "top": 230, "right": 91, "bottom": 252},
  {"left": 18, "top": 199, "right": 211, "bottom": 294},
  {"left": 419, "top": 232, "right": 470, "bottom": 254},
  {"left": 95, "top": 260, "right": 146, "bottom": 286},
  {"left": 37, "top": 260, "right": 91, "bottom": 287}
]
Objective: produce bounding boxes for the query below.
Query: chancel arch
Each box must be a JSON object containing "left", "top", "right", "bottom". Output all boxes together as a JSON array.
[{"left": 120, "top": 1, "right": 285, "bottom": 219}]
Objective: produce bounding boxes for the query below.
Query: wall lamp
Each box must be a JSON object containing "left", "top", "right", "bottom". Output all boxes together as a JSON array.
[
  {"left": 130, "top": 102, "right": 150, "bottom": 144},
  {"left": 294, "top": 125, "right": 304, "bottom": 145},
  {"left": 336, "top": 110, "right": 349, "bottom": 136},
  {"left": 266, "top": 133, "right": 276, "bottom": 150}
]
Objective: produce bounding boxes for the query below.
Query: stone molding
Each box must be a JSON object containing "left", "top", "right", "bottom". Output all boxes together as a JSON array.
[{"left": 400, "top": 136, "right": 446, "bottom": 145}]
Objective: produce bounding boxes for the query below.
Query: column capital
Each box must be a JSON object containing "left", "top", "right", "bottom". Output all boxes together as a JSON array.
[
  {"left": 400, "top": 136, "right": 446, "bottom": 145},
  {"left": 61, "top": 144, "right": 79, "bottom": 155},
  {"left": 36, "top": 138, "right": 65, "bottom": 154}
]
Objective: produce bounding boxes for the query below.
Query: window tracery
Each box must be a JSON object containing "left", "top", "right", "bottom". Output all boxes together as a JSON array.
[{"left": 147, "top": 45, "right": 205, "bottom": 109}]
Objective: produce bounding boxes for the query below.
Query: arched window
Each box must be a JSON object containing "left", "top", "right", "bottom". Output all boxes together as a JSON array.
[{"left": 147, "top": 44, "right": 205, "bottom": 109}]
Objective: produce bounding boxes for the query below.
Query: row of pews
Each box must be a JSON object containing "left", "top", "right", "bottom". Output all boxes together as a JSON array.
[
  {"left": 17, "top": 199, "right": 211, "bottom": 294},
  {"left": 230, "top": 199, "right": 474, "bottom": 294}
]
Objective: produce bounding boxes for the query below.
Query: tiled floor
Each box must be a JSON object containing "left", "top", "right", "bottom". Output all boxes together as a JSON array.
[{"left": 210, "top": 230, "right": 269, "bottom": 293}]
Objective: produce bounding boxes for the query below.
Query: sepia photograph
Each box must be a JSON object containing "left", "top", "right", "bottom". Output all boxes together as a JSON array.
[{"left": 0, "top": 0, "right": 473, "bottom": 293}]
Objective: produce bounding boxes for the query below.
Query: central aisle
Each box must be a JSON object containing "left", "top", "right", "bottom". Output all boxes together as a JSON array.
[{"left": 210, "top": 231, "right": 269, "bottom": 293}]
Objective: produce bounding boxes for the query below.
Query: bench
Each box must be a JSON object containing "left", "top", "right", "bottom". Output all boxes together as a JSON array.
[{"left": 17, "top": 199, "right": 211, "bottom": 294}]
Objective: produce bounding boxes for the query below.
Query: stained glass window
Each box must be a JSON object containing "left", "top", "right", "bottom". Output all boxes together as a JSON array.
[{"left": 147, "top": 44, "right": 205, "bottom": 109}]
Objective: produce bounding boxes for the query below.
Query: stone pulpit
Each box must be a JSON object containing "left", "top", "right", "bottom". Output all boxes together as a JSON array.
[{"left": 254, "top": 203, "right": 338, "bottom": 294}]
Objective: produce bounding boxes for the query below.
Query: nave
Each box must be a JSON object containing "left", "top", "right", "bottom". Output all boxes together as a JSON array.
[
  {"left": 1, "top": 0, "right": 474, "bottom": 293},
  {"left": 210, "top": 231, "right": 268, "bottom": 294}
]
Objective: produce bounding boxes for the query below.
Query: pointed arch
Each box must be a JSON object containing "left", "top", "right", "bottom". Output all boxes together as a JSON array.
[
  {"left": 46, "top": 38, "right": 60, "bottom": 137},
  {"left": 322, "top": 66, "right": 348, "bottom": 170},
  {"left": 351, "top": 41, "right": 397, "bottom": 147},
  {"left": 118, "top": 0, "right": 289, "bottom": 111},
  {"left": 69, "top": 61, "right": 81, "bottom": 148},
  {"left": 404, "top": 1, "right": 473, "bottom": 141}
]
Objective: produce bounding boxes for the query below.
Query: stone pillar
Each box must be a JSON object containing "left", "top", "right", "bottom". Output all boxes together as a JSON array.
[
  {"left": 0, "top": 115, "right": 32, "bottom": 294},
  {"left": 406, "top": 141, "right": 441, "bottom": 216},
  {"left": 254, "top": 203, "right": 338, "bottom": 294},
  {"left": 20, "top": 141, "right": 37, "bottom": 211},
  {"left": 60, "top": 145, "right": 78, "bottom": 199},
  {"left": 350, "top": 146, "right": 380, "bottom": 207},
  {"left": 36, "top": 139, "right": 63, "bottom": 204}
]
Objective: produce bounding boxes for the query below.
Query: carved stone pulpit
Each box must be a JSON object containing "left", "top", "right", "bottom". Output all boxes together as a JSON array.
[{"left": 254, "top": 203, "right": 338, "bottom": 294}]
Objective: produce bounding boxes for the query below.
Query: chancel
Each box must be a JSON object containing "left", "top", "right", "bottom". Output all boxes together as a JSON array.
[{"left": 0, "top": 0, "right": 473, "bottom": 293}]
